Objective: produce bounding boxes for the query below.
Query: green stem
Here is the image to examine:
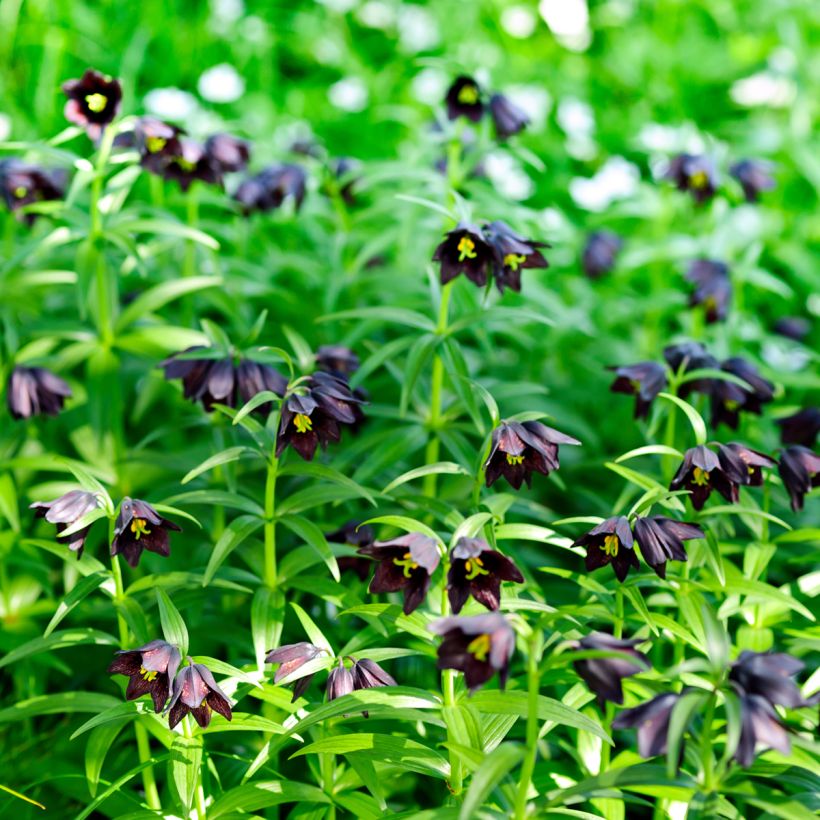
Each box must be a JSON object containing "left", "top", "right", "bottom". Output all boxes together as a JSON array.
[
  {"left": 613, "top": 587, "right": 624, "bottom": 639},
  {"left": 264, "top": 457, "right": 278, "bottom": 588},
  {"left": 514, "top": 632, "right": 542, "bottom": 819},
  {"left": 600, "top": 588, "right": 625, "bottom": 773},
  {"left": 183, "top": 716, "right": 208, "bottom": 819},
  {"left": 700, "top": 693, "right": 717, "bottom": 792}
]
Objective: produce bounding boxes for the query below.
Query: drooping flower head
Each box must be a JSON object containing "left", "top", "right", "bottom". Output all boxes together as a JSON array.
[
  {"left": 116, "top": 118, "right": 184, "bottom": 175},
  {"left": 607, "top": 362, "right": 668, "bottom": 419},
  {"left": 357, "top": 532, "right": 440, "bottom": 615},
  {"left": 111, "top": 497, "right": 181, "bottom": 568},
  {"left": 776, "top": 408, "right": 820, "bottom": 448},
  {"left": 612, "top": 692, "right": 681, "bottom": 757},
  {"left": 316, "top": 345, "right": 360, "bottom": 379},
  {"left": 108, "top": 639, "right": 181, "bottom": 713},
  {"left": 730, "top": 159, "right": 775, "bottom": 203},
  {"left": 166, "top": 660, "right": 233, "bottom": 728},
  {"left": 735, "top": 694, "right": 792, "bottom": 767},
  {"left": 685, "top": 259, "right": 731, "bottom": 324},
  {"left": 484, "top": 420, "right": 581, "bottom": 489},
  {"left": 729, "top": 651, "right": 807, "bottom": 709},
  {"left": 445, "top": 75, "right": 484, "bottom": 122},
  {"left": 665, "top": 153, "right": 718, "bottom": 204},
  {"left": 266, "top": 642, "right": 325, "bottom": 701},
  {"left": 669, "top": 444, "right": 747, "bottom": 511},
  {"left": 0, "top": 160, "right": 65, "bottom": 224},
  {"left": 575, "top": 516, "right": 639, "bottom": 582},
  {"left": 432, "top": 222, "right": 494, "bottom": 287},
  {"left": 161, "top": 140, "right": 221, "bottom": 191},
  {"left": 205, "top": 133, "right": 251, "bottom": 174},
  {"left": 431, "top": 613, "right": 515, "bottom": 692},
  {"left": 351, "top": 658, "right": 397, "bottom": 692},
  {"left": 573, "top": 633, "right": 650, "bottom": 705},
  {"left": 778, "top": 446, "right": 820, "bottom": 511},
  {"left": 582, "top": 231, "right": 622, "bottom": 278},
  {"left": 710, "top": 357, "right": 774, "bottom": 430},
  {"left": 62, "top": 69, "right": 122, "bottom": 139},
  {"left": 30, "top": 490, "right": 101, "bottom": 559},
  {"left": 7, "top": 366, "right": 71, "bottom": 420},
  {"left": 326, "top": 662, "right": 354, "bottom": 702},
  {"left": 663, "top": 341, "right": 719, "bottom": 399},
  {"left": 489, "top": 93, "right": 529, "bottom": 139},
  {"left": 718, "top": 443, "right": 776, "bottom": 487},
  {"left": 234, "top": 164, "right": 307, "bottom": 214},
  {"left": 483, "top": 220, "right": 549, "bottom": 293},
  {"left": 447, "top": 537, "right": 523, "bottom": 614},
  {"left": 632, "top": 516, "right": 704, "bottom": 579}
]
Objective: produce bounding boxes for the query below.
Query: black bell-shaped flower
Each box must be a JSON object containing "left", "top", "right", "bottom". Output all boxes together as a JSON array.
[
  {"left": 582, "top": 231, "right": 622, "bottom": 279},
  {"left": 447, "top": 537, "right": 523, "bottom": 614},
  {"left": 30, "top": 490, "right": 101, "bottom": 559},
  {"left": 266, "top": 642, "right": 325, "bottom": 702},
  {"left": 62, "top": 69, "right": 122, "bottom": 139},
  {"left": 445, "top": 75, "right": 484, "bottom": 122},
  {"left": 576, "top": 516, "right": 639, "bottom": 582},
  {"left": 110, "top": 497, "right": 181, "bottom": 568},
  {"left": 0, "top": 159, "right": 65, "bottom": 224},
  {"left": 108, "top": 639, "right": 181, "bottom": 713},
  {"left": 489, "top": 93, "right": 529, "bottom": 139},
  {"left": 166, "top": 660, "right": 233, "bottom": 729},
  {"left": 7, "top": 366, "right": 71, "bottom": 420},
  {"left": 612, "top": 692, "right": 681, "bottom": 758},
  {"left": 573, "top": 633, "right": 649, "bottom": 705},
  {"left": 632, "top": 516, "right": 704, "bottom": 579},
  {"left": 778, "top": 446, "right": 820, "bottom": 512},
  {"left": 685, "top": 259, "right": 731, "bottom": 324},
  {"left": 607, "top": 362, "right": 668, "bottom": 420}
]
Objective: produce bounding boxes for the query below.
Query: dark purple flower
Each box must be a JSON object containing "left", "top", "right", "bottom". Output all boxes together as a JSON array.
[
  {"left": 573, "top": 633, "right": 649, "bottom": 705},
  {"left": 234, "top": 164, "right": 307, "bottom": 214},
  {"left": 607, "top": 362, "right": 668, "bottom": 419},
  {"left": 686, "top": 259, "right": 731, "bottom": 324},
  {"left": 710, "top": 357, "right": 774, "bottom": 429},
  {"left": 776, "top": 408, "right": 820, "bottom": 448},
  {"left": 7, "top": 366, "right": 71, "bottom": 420},
  {"left": 669, "top": 444, "right": 747, "bottom": 510},
  {"left": 735, "top": 694, "right": 791, "bottom": 767},
  {"left": 316, "top": 346, "right": 360, "bottom": 378},
  {"left": 582, "top": 231, "right": 622, "bottom": 278},
  {"left": 162, "top": 139, "right": 221, "bottom": 191},
  {"left": 484, "top": 420, "right": 581, "bottom": 489},
  {"left": 575, "top": 516, "right": 639, "bottom": 582},
  {"left": 327, "top": 521, "right": 375, "bottom": 580},
  {"left": 205, "top": 133, "right": 251, "bottom": 174},
  {"left": 729, "top": 651, "right": 807, "bottom": 709},
  {"left": 432, "top": 222, "right": 495, "bottom": 287},
  {"left": 489, "top": 93, "right": 529, "bottom": 139},
  {"left": 0, "top": 160, "right": 65, "bottom": 224},
  {"left": 327, "top": 662, "right": 354, "bottom": 701},
  {"left": 351, "top": 658, "right": 397, "bottom": 691},
  {"left": 30, "top": 490, "right": 100, "bottom": 559},
  {"left": 445, "top": 75, "right": 483, "bottom": 122},
  {"left": 632, "top": 516, "right": 704, "bottom": 579},
  {"left": 665, "top": 154, "right": 718, "bottom": 204},
  {"left": 108, "top": 639, "right": 181, "bottom": 713},
  {"left": 773, "top": 317, "right": 810, "bottom": 342},
  {"left": 116, "top": 118, "right": 185, "bottom": 175},
  {"left": 718, "top": 443, "right": 775, "bottom": 487},
  {"left": 167, "top": 660, "right": 233, "bottom": 729},
  {"left": 612, "top": 692, "right": 681, "bottom": 757},
  {"left": 358, "top": 532, "right": 440, "bottom": 615},
  {"left": 662, "top": 341, "right": 719, "bottom": 399},
  {"left": 447, "top": 537, "right": 523, "bottom": 614},
  {"left": 483, "top": 220, "right": 550, "bottom": 293},
  {"left": 730, "top": 159, "right": 776, "bottom": 203},
  {"left": 110, "top": 497, "right": 181, "bottom": 568},
  {"left": 431, "top": 613, "right": 515, "bottom": 692},
  {"left": 62, "top": 69, "right": 122, "bottom": 139},
  {"left": 778, "top": 446, "right": 820, "bottom": 512},
  {"left": 266, "top": 642, "right": 324, "bottom": 702}
]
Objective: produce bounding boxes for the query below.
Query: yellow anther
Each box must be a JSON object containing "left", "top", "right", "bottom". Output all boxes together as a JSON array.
[
  {"left": 85, "top": 93, "right": 108, "bottom": 113},
  {"left": 145, "top": 136, "right": 167, "bottom": 154},
  {"left": 176, "top": 157, "right": 196, "bottom": 172},
  {"left": 457, "top": 236, "right": 477, "bottom": 262},
  {"left": 689, "top": 169, "right": 709, "bottom": 189},
  {"left": 506, "top": 454, "right": 524, "bottom": 465},
  {"left": 139, "top": 665, "right": 158, "bottom": 682},
  {"left": 294, "top": 413, "right": 313, "bottom": 434},
  {"left": 692, "top": 467, "right": 710, "bottom": 486},
  {"left": 601, "top": 535, "right": 620, "bottom": 557},
  {"left": 503, "top": 253, "right": 527, "bottom": 271},
  {"left": 130, "top": 518, "right": 151, "bottom": 540},
  {"left": 392, "top": 551, "right": 420, "bottom": 579},
  {"left": 467, "top": 633, "right": 491, "bottom": 661},
  {"left": 13, "top": 186, "right": 27, "bottom": 198},
  {"left": 464, "top": 555, "right": 489, "bottom": 580},
  {"left": 457, "top": 85, "right": 479, "bottom": 105}
]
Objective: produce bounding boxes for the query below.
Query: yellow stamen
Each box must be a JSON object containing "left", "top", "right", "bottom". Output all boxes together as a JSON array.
[
  {"left": 13, "top": 186, "right": 27, "bottom": 198},
  {"left": 130, "top": 518, "right": 151, "bottom": 540},
  {"left": 145, "top": 136, "right": 167, "bottom": 154},
  {"left": 601, "top": 535, "right": 619, "bottom": 557},
  {"left": 457, "top": 236, "right": 477, "bottom": 262},
  {"left": 85, "top": 93, "right": 108, "bottom": 113},
  {"left": 506, "top": 454, "right": 524, "bottom": 465},
  {"left": 293, "top": 413, "right": 313, "bottom": 434},
  {"left": 689, "top": 169, "right": 709, "bottom": 189},
  {"left": 464, "top": 555, "right": 489, "bottom": 580},
  {"left": 392, "top": 551, "right": 420, "bottom": 579},
  {"left": 139, "top": 665, "right": 158, "bottom": 682},
  {"left": 467, "top": 633, "right": 491, "bottom": 661},
  {"left": 176, "top": 157, "right": 196, "bottom": 172},
  {"left": 692, "top": 467, "right": 710, "bottom": 486},
  {"left": 457, "top": 85, "right": 479, "bottom": 105},
  {"left": 503, "top": 253, "right": 527, "bottom": 271}
]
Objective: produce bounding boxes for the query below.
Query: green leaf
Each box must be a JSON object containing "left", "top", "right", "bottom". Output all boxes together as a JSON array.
[
  {"left": 318, "top": 306, "right": 436, "bottom": 332},
  {"left": 116, "top": 275, "right": 223, "bottom": 331},
  {"left": 115, "top": 217, "right": 219, "bottom": 248},
  {"left": 70, "top": 702, "right": 141, "bottom": 740},
  {"left": 395, "top": 193, "right": 455, "bottom": 219},
  {"left": 290, "top": 601, "right": 334, "bottom": 653},
  {"left": 161, "top": 489, "right": 264, "bottom": 517},
  {"left": 252, "top": 587, "right": 285, "bottom": 669},
  {"left": 44, "top": 572, "right": 110, "bottom": 637},
  {"left": 279, "top": 515, "right": 340, "bottom": 582},
  {"left": 657, "top": 393, "right": 707, "bottom": 446},
  {"left": 360, "top": 515, "right": 441, "bottom": 543},
  {"left": 0, "top": 474, "right": 20, "bottom": 531},
  {"left": 209, "top": 781, "right": 331, "bottom": 819},
  {"left": 400, "top": 333, "right": 440, "bottom": 415},
  {"left": 382, "top": 462, "right": 469, "bottom": 494},
  {"left": 697, "top": 505, "right": 792, "bottom": 531},
  {"left": 156, "top": 588, "right": 189, "bottom": 656},
  {"left": 202, "top": 515, "right": 264, "bottom": 586},
  {"left": 604, "top": 463, "right": 685, "bottom": 512},
  {"left": 0, "top": 628, "right": 118, "bottom": 669},
  {"left": 169, "top": 734, "right": 202, "bottom": 815},
  {"left": 276, "top": 461, "right": 376, "bottom": 505},
  {"left": 181, "top": 446, "right": 259, "bottom": 485},
  {"left": 233, "top": 390, "right": 281, "bottom": 424},
  {"left": 85, "top": 722, "right": 126, "bottom": 797},
  {"left": 459, "top": 743, "right": 524, "bottom": 820},
  {"left": 614, "top": 445, "right": 683, "bottom": 463},
  {"left": 666, "top": 690, "right": 707, "bottom": 778},
  {"left": 0, "top": 692, "right": 121, "bottom": 724}
]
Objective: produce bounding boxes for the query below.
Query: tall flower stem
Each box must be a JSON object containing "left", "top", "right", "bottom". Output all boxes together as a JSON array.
[
  {"left": 264, "top": 454, "right": 279, "bottom": 589},
  {"left": 600, "top": 587, "right": 625, "bottom": 773},
  {"left": 440, "top": 577, "right": 462, "bottom": 796},
  {"left": 183, "top": 715, "right": 208, "bottom": 819},
  {"left": 699, "top": 692, "right": 717, "bottom": 792},
  {"left": 514, "top": 631, "right": 542, "bottom": 819}
]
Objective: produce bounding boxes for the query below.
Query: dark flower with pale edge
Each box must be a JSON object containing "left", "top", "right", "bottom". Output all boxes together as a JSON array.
[
  {"left": 663, "top": 341, "right": 719, "bottom": 399},
  {"left": 62, "top": 69, "right": 122, "bottom": 139},
  {"left": 327, "top": 521, "right": 374, "bottom": 580},
  {"left": 107, "top": 640, "right": 181, "bottom": 713},
  {"left": 166, "top": 660, "right": 233, "bottom": 729},
  {"left": 30, "top": 490, "right": 101, "bottom": 559},
  {"left": 431, "top": 613, "right": 515, "bottom": 692},
  {"left": 161, "top": 348, "right": 287, "bottom": 413},
  {"left": 110, "top": 497, "right": 181, "bottom": 568},
  {"left": 776, "top": 408, "right": 820, "bottom": 448},
  {"left": 607, "top": 362, "right": 668, "bottom": 419},
  {"left": 484, "top": 420, "right": 581, "bottom": 489},
  {"left": 730, "top": 159, "right": 776, "bottom": 203},
  {"left": 432, "top": 222, "right": 494, "bottom": 287},
  {"left": 665, "top": 154, "right": 718, "bottom": 204},
  {"left": 276, "top": 372, "right": 364, "bottom": 461},
  {"left": 483, "top": 220, "right": 550, "bottom": 293},
  {"left": 729, "top": 651, "right": 807, "bottom": 709},
  {"left": 205, "top": 133, "right": 251, "bottom": 174},
  {"left": 0, "top": 160, "right": 65, "bottom": 224},
  {"left": 489, "top": 93, "right": 529, "bottom": 139},
  {"left": 316, "top": 345, "right": 360, "bottom": 378},
  {"left": 447, "top": 537, "right": 523, "bottom": 614},
  {"left": 718, "top": 443, "right": 775, "bottom": 487},
  {"left": 7, "top": 366, "right": 71, "bottom": 420},
  {"left": 445, "top": 75, "right": 483, "bottom": 122},
  {"left": 669, "top": 444, "right": 747, "bottom": 511},
  {"left": 351, "top": 658, "right": 397, "bottom": 691},
  {"left": 575, "top": 516, "right": 639, "bottom": 582},
  {"left": 736, "top": 695, "right": 791, "bottom": 767},
  {"left": 573, "top": 633, "right": 649, "bottom": 705},
  {"left": 632, "top": 516, "right": 703, "bottom": 579},
  {"left": 710, "top": 357, "right": 774, "bottom": 429},
  {"left": 582, "top": 231, "right": 622, "bottom": 278},
  {"left": 686, "top": 259, "right": 731, "bottom": 324},
  {"left": 235, "top": 164, "right": 307, "bottom": 214},
  {"left": 115, "top": 118, "right": 184, "bottom": 175},
  {"left": 162, "top": 140, "right": 221, "bottom": 191},
  {"left": 357, "top": 532, "right": 440, "bottom": 615},
  {"left": 265, "top": 642, "right": 324, "bottom": 702},
  {"left": 327, "top": 662, "right": 354, "bottom": 701},
  {"left": 612, "top": 692, "right": 681, "bottom": 758},
  {"left": 778, "top": 446, "right": 820, "bottom": 512},
  {"left": 773, "top": 317, "right": 810, "bottom": 342}
]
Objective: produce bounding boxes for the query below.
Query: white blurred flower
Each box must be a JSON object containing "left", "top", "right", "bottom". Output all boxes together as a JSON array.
[
  {"left": 761, "top": 340, "right": 810, "bottom": 373},
  {"left": 357, "top": 1, "right": 395, "bottom": 29},
  {"left": 328, "top": 77, "right": 368, "bottom": 112},
  {"left": 557, "top": 97, "right": 594, "bottom": 137},
  {"left": 484, "top": 152, "right": 534, "bottom": 201},
  {"left": 398, "top": 5, "right": 439, "bottom": 52},
  {"left": 638, "top": 123, "right": 705, "bottom": 154},
  {"left": 411, "top": 68, "right": 448, "bottom": 105},
  {"left": 539, "top": 0, "right": 591, "bottom": 51},
  {"left": 144, "top": 88, "right": 199, "bottom": 120},
  {"left": 210, "top": 0, "right": 244, "bottom": 24},
  {"left": 730, "top": 72, "right": 796, "bottom": 108},
  {"left": 0, "top": 113, "right": 11, "bottom": 141},
  {"left": 314, "top": 37, "right": 344, "bottom": 65},
  {"left": 239, "top": 15, "right": 269, "bottom": 44},
  {"left": 198, "top": 64, "right": 245, "bottom": 104},
  {"left": 501, "top": 6, "right": 537, "bottom": 38},
  {"left": 569, "top": 156, "right": 640, "bottom": 211},
  {"left": 506, "top": 85, "right": 551, "bottom": 128},
  {"left": 316, "top": 0, "right": 358, "bottom": 11}
]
